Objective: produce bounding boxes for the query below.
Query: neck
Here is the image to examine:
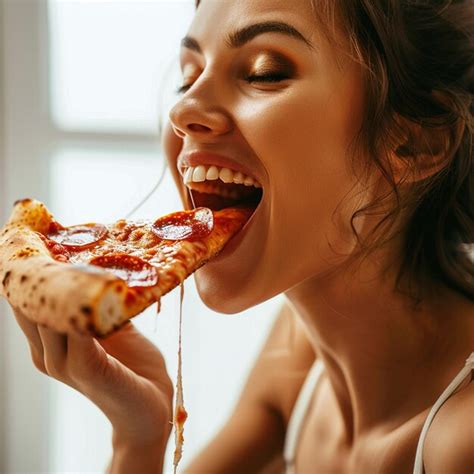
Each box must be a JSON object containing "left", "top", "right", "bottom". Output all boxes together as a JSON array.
[{"left": 285, "top": 253, "right": 473, "bottom": 443}]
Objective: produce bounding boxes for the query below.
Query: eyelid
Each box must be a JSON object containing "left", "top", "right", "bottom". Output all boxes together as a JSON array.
[
  {"left": 176, "top": 74, "right": 200, "bottom": 94},
  {"left": 176, "top": 83, "right": 192, "bottom": 94},
  {"left": 250, "top": 51, "right": 294, "bottom": 70},
  {"left": 177, "top": 51, "right": 296, "bottom": 94},
  {"left": 247, "top": 72, "right": 290, "bottom": 81},
  {"left": 176, "top": 72, "right": 290, "bottom": 95},
  {"left": 181, "top": 61, "right": 200, "bottom": 76},
  {"left": 248, "top": 66, "right": 293, "bottom": 79}
]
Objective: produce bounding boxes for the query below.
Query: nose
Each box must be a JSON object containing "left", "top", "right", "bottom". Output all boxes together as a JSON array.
[{"left": 169, "top": 86, "right": 233, "bottom": 140}]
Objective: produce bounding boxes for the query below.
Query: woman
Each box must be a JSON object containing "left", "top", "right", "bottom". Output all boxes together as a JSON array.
[{"left": 13, "top": 0, "right": 473, "bottom": 472}]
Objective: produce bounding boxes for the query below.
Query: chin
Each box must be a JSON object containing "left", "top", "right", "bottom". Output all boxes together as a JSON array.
[{"left": 193, "top": 269, "right": 262, "bottom": 314}]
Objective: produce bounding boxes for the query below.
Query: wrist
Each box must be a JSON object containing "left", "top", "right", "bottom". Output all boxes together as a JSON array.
[
  {"left": 112, "top": 425, "right": 172, "bottom": 447},
  {"left": 109, "top": 432, "right": 170, "bottom": 474},
  {"left": 82, "top": 390, "right": 173, "bottom": 448}
]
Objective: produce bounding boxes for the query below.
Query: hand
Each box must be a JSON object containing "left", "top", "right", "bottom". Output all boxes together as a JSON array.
[{"left": 13, "top": 308, "right": 174, "bottom": 447}]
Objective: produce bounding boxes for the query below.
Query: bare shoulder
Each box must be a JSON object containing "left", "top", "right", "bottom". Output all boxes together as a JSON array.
[{"left": 424, "top": 379, "right": 474, "bottom": 473}]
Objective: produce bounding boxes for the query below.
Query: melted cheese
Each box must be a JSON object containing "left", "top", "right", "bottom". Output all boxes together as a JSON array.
[{"left": 173, "top": 282, "right": 188, "bottom": 473}]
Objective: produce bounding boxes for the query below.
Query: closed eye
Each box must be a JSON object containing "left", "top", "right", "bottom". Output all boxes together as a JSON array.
[
  {"left": 176, "top": 73, "right": 289, "bottom": 94},
  {"left": 246, "top": 73, "right": 289, "bottom": 83},
  {"left": 176, "top": 83, "right": 193, "bottom": 94}
]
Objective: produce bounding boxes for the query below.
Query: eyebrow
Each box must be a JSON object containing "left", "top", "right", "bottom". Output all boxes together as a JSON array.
[{"left": 180, "top": 21, "right": 314, "bottom": 53}]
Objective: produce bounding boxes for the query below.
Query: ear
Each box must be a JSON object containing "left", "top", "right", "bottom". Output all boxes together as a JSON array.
[{"left": 389, "top": 115, "right": 465, "bottom": 184}]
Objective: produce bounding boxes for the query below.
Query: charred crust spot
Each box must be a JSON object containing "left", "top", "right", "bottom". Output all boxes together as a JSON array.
[
  {"left": 32, "top": 284, "right": 37, "bottom": 291},
  {"left": 115, "top": 286, "right": 123, "bottom": 293},
  {"left": 6, "top": 291, "right": 10, "bottom": 298},
  {"left": 16, "top": 249, "right": 35, "bottom": 258},
  {"left": 39, "top": 277, "right": 46, "bottom": 283},
  {"left": 50, "top": 300, "right": 57, "bottom": 311},
  {"left": 20, "top": 275, "right": 28, "bottom": 283},
  {"left": 80, "top": 305, "right": 93, "bottom": 316},
  {"left": 22, "top": 302, "right": 28, "bottom": 309},
  {"left": 14, "top": 198, "right": 33, "bottom": 206},
  {"left": 40, "top": 296, "right": 46, "bottom": 305},
  {"left": 2, "top": 271, "right": 11, "bottom": 288},
  {"left": 69, "top": 316, "right": 78, "bottom": 328}
]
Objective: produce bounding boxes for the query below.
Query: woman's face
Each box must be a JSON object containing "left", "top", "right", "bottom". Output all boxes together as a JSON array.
[{"left": 163, "top": 0, "right": 368, "bottom": 312}]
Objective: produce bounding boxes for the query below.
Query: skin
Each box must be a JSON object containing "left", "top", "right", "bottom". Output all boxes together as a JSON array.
[{"left": 12, "top": 0, "right": 473, "bottom": 472}]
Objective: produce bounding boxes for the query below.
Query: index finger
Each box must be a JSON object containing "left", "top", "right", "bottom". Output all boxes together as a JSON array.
[{"left": 12, "top": 307, "right": 45, "bottom": 368}]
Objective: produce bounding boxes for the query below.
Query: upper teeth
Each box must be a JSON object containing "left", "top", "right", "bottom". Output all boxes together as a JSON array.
[{"left": 183, "top": 165, "right": 262, "bottom": 188}]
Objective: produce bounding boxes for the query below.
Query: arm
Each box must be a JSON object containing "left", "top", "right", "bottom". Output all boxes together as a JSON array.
[{"left": 185, "top": 301, "right": 316, "bottom": 473}]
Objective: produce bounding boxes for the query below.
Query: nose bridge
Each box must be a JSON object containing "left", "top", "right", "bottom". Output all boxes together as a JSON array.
[{"left": 169, "top": 74, "right": 232, "bottom": 138}]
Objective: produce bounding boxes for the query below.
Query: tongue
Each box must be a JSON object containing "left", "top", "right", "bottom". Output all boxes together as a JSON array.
[
  {"left": 188, "top": 189, "right": 262, "bottom": 211},
  {"left": 190, "top": 191, "right": 238, "bottom": 210}
]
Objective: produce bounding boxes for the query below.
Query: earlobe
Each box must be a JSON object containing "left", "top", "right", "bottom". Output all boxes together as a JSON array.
[{"left": 390, "top": 116, "right": 465, "bottom": 184}]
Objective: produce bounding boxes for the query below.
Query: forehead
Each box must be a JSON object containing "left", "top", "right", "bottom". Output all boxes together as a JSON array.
[{"left": 189, "top": 0, "right": 318, "bottom": 44}]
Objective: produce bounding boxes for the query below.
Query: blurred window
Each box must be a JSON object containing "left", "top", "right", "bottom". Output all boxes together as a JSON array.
[{"left": 49, "top": 0, "right": 191, "bottom": 133}]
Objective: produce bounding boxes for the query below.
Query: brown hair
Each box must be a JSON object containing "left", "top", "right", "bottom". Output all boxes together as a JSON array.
[
  {"left": 309, "top": 0, "right": 473, "bottom": 301},
  {"left": 195, "top": 0, "right": 473, "bottom": 301}
]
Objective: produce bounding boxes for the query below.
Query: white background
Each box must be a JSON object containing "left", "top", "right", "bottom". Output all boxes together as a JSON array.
[{"left": 0, "top": 1, "right": 281, "bottom": 472}]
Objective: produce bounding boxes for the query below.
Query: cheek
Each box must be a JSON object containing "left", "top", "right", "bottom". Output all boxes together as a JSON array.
[
  {"left": 237, "top": 65, "right": 364, "bottom": 179},
  {"left": 238, "top": 70, "right": 365, "bottom": 227}
]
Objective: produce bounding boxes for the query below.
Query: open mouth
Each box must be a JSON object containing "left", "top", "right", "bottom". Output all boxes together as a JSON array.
[{"left": 182, "top": 164, "right": 263, "bottom": 211}]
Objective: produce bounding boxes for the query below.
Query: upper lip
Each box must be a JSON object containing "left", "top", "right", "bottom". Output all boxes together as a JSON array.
[{"left": 177, "top": 151, "right": 261, "bottom": 183}]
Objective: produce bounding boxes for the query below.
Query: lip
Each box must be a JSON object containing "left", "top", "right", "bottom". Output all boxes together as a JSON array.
[{"left": 178, "top": 151, "right": 261, "bottom": 183}]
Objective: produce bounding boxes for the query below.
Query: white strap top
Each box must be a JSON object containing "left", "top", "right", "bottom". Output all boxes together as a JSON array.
[
  {"left": 283, "top": 359, "right": 325, "bottom": 474},
  {"left": 413, "top": 352, "right": 474, "bottom": 473},
  {"left": 283, "top": 352, "right": 474, "bottom": 474}
]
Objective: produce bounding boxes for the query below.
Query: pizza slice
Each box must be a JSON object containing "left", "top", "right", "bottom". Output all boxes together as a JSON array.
[
  {"left": 0, "top": 198, "right": 252, "bottom": 336},
  {"left": 0, "top": 194, "right": 259, "bottom": 470}
]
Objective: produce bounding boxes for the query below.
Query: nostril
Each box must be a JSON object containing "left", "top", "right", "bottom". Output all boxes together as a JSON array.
[{"left": 188, "top": 123, "right": 212, "bottom": 133}]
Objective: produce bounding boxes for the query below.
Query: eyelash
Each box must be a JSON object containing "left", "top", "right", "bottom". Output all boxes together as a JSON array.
[{"left": 175, "top": 72, "right": 289, "bottom": 94}]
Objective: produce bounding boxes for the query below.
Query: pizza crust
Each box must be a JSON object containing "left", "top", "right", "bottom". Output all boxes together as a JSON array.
[{"left": 0, "top": 199, "right": 156, "bottom": 336}]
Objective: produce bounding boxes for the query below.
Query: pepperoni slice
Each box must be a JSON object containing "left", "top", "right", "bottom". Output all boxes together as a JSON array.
[
  {"left": 89, "top": 254, "right": 159, "bottom": 288},
  {"left": 47, "top": 223, "right": 108, "bottom": 250},
  {"left": 152, "top": 207, "right": 214, "bottom": 241}
]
